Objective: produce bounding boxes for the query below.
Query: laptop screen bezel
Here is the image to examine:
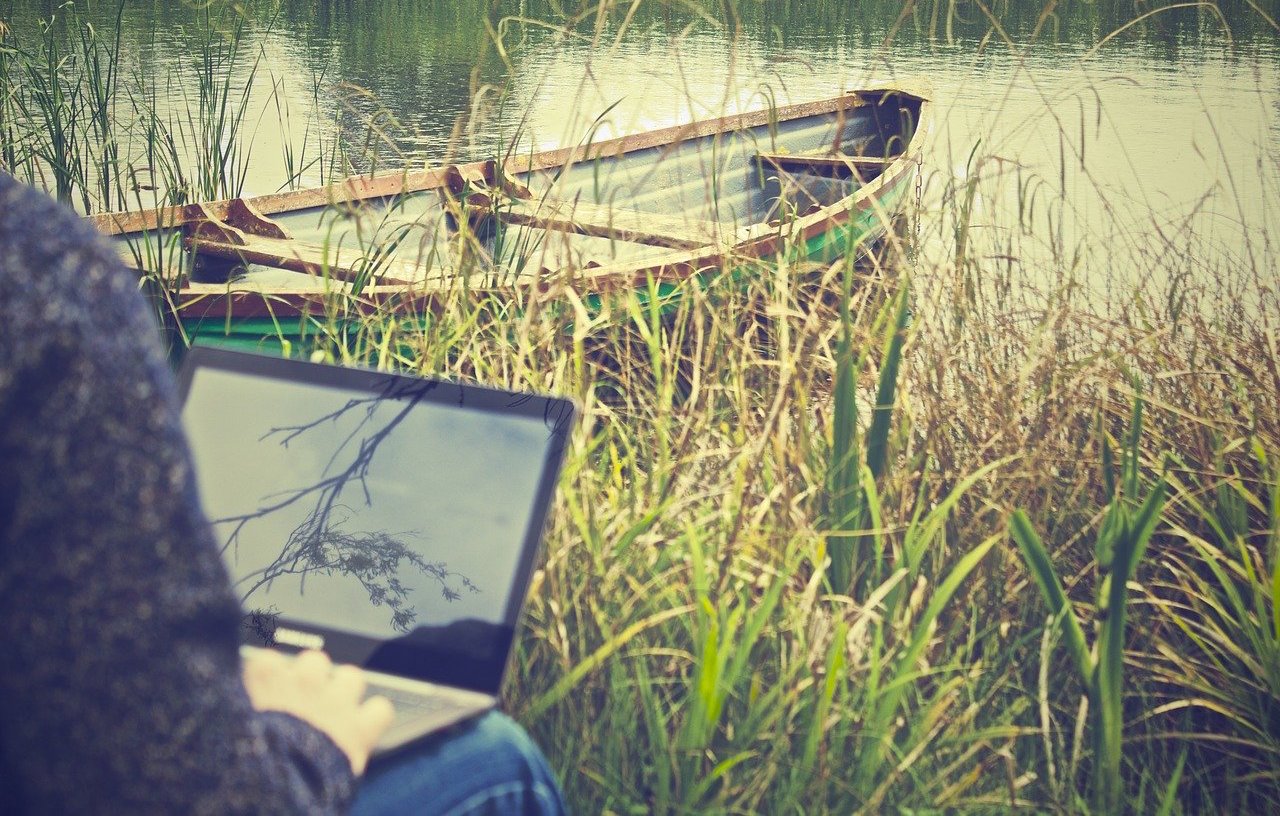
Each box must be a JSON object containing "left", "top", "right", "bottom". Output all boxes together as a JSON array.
[{"left": 176, "top": 345, "right": 575, "bottom": 696}]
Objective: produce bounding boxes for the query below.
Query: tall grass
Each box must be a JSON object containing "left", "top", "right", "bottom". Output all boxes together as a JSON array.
[
  {"left": 293, "top": 178, "right": 1276, "bottom": 811},
  {"left": 1010, "top": 391, "right": 1169, "bottom": 812},
  {"left": 3, "top": 0, "right": 1279, "bottom": 812},
  {"left": 0, "top": 1, "right": 343, "bottom": 212},
  {"left": 0, "top": 18, "right": 23, "bottom": 174},
  {"left": 2, "top": 1, "right": 139, "bottom": 210},
  {"left": 170, "top": 2, "right": 262, "bottom": 203}
]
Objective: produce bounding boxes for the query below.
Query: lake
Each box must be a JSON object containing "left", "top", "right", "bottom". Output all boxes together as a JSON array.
[{"left": 3, "top": 0, "right": 1277, "bottom": 307}]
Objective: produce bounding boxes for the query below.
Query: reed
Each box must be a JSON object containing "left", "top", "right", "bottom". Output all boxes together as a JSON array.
[
  {"left": 3, "top": 0, "right": 1279, "bottom": 811},
  {"left": 0, "top": 1, "right": 131, "bottom": 211},
  {"left": 1009, "top": 390, "right": 1169, "bottom": 812},
  {"left": 0, "top": 0, "right": 346, "bottom": 211},
  {"left": 0, "top": 18, "right": 24, "bottom": 175}
]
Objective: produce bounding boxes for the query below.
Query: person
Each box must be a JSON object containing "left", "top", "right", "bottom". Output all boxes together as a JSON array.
[{"left": 0, "top": 172, "right": 568, "bottom": 815}]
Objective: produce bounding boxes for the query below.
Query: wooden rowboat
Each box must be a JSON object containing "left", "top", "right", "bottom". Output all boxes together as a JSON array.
[{"left": 90, "top": 83, "right": 930, "bottom": 353}]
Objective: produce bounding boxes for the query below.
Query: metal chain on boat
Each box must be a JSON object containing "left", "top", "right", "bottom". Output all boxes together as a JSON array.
[{"left": 910, "top": 152, "right": 923, "bottom": 269}]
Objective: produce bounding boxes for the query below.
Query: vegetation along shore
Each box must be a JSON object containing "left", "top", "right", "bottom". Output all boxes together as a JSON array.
[{"left": 2, "top": 0, "right": 1277, "bottom": 811}]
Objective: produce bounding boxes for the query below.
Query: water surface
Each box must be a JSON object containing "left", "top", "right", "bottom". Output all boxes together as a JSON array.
[{"left": 4, "top": 1, "right": 1276, "bottom": 302}]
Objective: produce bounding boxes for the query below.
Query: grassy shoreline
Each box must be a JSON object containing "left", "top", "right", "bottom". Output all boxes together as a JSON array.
[
  {"left": 4, "top": 1, "right": 1278, "bottom": 811},
  {"left": 496, "top": 236, "right": 1278, "bottom": 812}
]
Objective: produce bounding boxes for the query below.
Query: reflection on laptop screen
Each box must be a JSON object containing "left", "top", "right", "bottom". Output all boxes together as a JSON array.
[{"left": 182, "top": 366, "right": 553, "bottom": 670}]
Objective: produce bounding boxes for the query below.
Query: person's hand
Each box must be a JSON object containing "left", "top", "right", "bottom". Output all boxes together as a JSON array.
[{"left": 242, "top": 649, "right": 394, "bottom": 776}]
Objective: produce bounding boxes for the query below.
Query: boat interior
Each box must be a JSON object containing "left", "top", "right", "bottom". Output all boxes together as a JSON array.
[{"left": 109, "top": 90, "right": 923, "bottom": 294}]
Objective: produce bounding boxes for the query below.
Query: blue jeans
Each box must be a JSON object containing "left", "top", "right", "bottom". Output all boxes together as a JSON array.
[{"left": 350, "top": 712, "right": 568, "bottom": 816}]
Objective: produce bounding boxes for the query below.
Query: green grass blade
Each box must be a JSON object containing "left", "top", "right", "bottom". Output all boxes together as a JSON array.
[
  {"left": 1009, "top": 510, "right": 1093, "bottom": 682},
  {"left": 904, "top": 455, "right": 1013, "bottom": 576},
  {"left": 1156, "top": 748, "right": 1189, "bottom": 816},
  {"left": 889, "top": 532, "right": 1002, "bottom": 706},
  {"left": 725, "top": 557, "right": 790, "bottom": 693},
  {"left": 524, "top": 604, "right": 694, "bottom": 720},
  {"left": 1123, "top": 387, "right": 1144, "bottom": 498},
  {"left": 1101, "top": 412, "right": 1117, "bottom": 501},
  {"left": 1121, "top": 476, "right": 1167, "bottom": 582},
  {"left": 799, "top": 619, "right": 847, "bottom": 784},
  {"left": 859, "top": 463, "right": 886, "bottom": 587},
  {"left": 826, "top": 276, "right": 864, "bottom": 593},
  {"left": 865, "top": 281, "right": 910, "bottom": 481},
  {"left": 855, "top": 531, "right": 1001, "bottom": 789}
]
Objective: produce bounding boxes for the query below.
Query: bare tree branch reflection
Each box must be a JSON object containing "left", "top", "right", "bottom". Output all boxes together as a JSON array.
[
  {"left": 212, "top": 379, "right": 479, "bottom": 633},
  {"left": 244, "top": 605, "right": 282, "bottom": 645}
]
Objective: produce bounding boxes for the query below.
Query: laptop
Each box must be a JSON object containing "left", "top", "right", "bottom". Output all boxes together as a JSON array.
[{"left": 177, "top": 346, "right": 576, "bottom": 756}]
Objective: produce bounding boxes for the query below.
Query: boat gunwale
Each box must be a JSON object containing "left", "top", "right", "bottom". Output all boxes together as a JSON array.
[
  {"left": 90, "top": 83, "right": 928, "bottom": 235},
  {"left": 98, "top": 83, "right": 932, "bottom": 319}
]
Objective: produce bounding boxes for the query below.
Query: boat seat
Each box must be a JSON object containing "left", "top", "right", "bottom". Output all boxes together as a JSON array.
[
  {"left": 755, "top": 152, "right": 898, "bottom": 180},
  {"left": 185, "top": 223, "right": 419, "bottom": 286},
  {"left": 180, "top": 198, "right": 434, "bottom": 286},
  {"left": 494, "top": 196, "right": 728, "bottom": 250}
]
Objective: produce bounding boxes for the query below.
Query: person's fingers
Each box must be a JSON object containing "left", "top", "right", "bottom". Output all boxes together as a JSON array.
[
  {"left": 293, "top": 649, "right": 332, "bottom": 670},
  {"left": 292, "top": 649, "right": 333, "bottom": 681},
  {"left": 245, "top": 649, "right": 284, "bottom": 670},
  {"left": 361, "top": 694, "right": 395, "bottom": 730},
  {"left": 242, "top": 648, "right": 287, "bottom": 687},
  {"left": 239, "top": 650, "right": 397, "bottom": 777},
  {"left": 242, "top": 647, "right": 279, "bottom": 672},
  {"left": 332, "top": 695, "right": 396, "bottom": 776},
  {"left": 359, "top": 696, "right": 395, "bottom": 753},
  {"left": 330, "top": 663, "right": 366, "bottom": 699}
]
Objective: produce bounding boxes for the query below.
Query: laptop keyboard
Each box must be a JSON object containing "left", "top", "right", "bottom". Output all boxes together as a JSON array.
[{"left": 366, "top": 682, "right": 470, "bottom": 716}]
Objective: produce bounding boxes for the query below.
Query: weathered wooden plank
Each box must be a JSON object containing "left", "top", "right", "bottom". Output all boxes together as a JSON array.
[
  {"left": 756, "top": 152, "right": 897, "bottom": 176},
  {"left": 173, "top": 278, "right": 551, "bottom": 321},
  {"left": 503, "top": 87, "right": 928, "bottom": 174},
  {"left": 186, "top": 233, "right": 420, "bottom": 286},
  {"left": 495, "top": 197, "right": 726, "bottom": 249},
  {"left": 87, "top": 166, "right": 457, "bottom": 237}
]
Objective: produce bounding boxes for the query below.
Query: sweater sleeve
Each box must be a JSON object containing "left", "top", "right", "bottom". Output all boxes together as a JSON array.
[{"left": 0, "top": 176, "right": 357, "bottom": 814}]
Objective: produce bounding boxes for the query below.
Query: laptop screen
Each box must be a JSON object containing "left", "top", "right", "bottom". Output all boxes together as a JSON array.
[{"left": 178, "top": 347, "right": 573, "bottom": 694}]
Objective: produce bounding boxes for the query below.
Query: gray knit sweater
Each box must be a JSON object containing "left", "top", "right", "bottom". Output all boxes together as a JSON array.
[{"left": 0, "top": 174, "right": 356, "bottom": 813}]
